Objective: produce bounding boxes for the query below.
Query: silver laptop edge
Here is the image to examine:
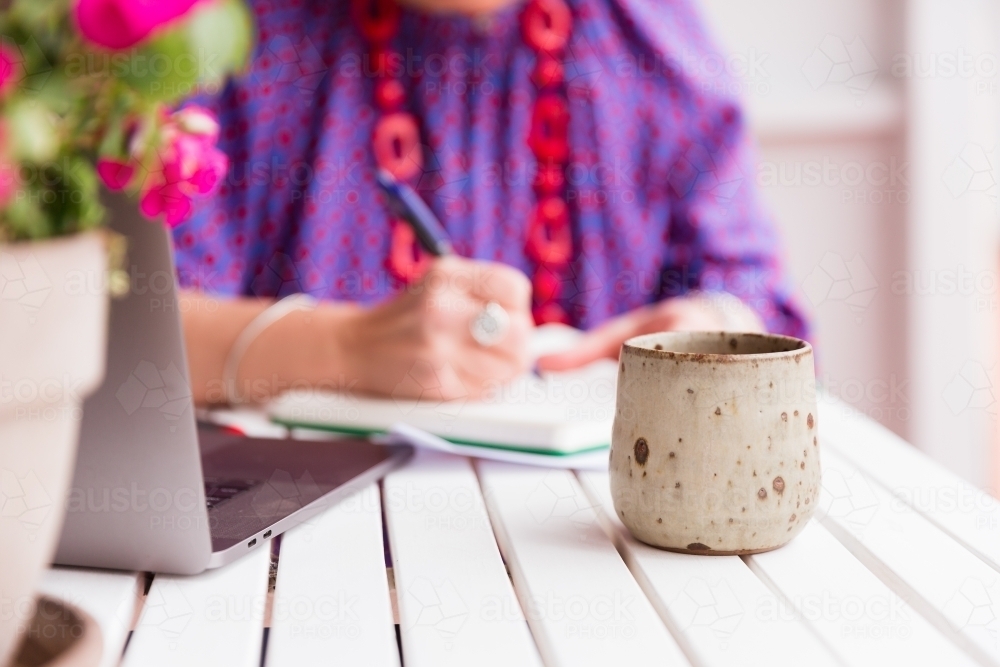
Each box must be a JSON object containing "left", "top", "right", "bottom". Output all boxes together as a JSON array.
[{"left": 55, "top": 196, "right": 409, "bottom": 574}]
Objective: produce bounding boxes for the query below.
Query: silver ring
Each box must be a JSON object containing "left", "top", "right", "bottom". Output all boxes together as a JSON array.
[{"left": 470, "top": 301, "right": 510, "bottom": 347}]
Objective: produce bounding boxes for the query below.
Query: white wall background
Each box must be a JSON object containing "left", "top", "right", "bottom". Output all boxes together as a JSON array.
[{"left": 696, "top": 0, "right": 1000, "bottom": 491}]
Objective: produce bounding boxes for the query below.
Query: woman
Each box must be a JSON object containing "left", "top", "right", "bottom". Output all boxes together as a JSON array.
[{"left": 176, "top": 0, "right": 808, "bottom": 404}]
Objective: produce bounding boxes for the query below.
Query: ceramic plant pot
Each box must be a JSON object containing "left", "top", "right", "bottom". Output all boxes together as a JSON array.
[
  {"left": 0, "top": 232, "right": 109, "bottom": 666},
  {"left": 7, "top": 596, "right": 102, "bottom": 667},
  {"left": 609, "top": 331, "right": 820, "bottom": 555}
]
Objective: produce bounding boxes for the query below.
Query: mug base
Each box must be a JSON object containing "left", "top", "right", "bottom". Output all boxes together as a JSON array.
[{"left": 638, "top": 540, "right": 788, "bottom": 556}]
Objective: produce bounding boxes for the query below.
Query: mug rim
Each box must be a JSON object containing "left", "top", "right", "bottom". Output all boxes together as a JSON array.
[{"left": 622, "top": 330, "right": 812, "bottom": 361}]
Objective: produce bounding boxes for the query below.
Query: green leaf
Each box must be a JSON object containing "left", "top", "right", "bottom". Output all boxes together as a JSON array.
[
  {"left": 188, "top": 0, "right": 255, "bottom": 86},
  {"left": 5, "top": 99, "right": 59, "bottom": 163},
  {"left": 116, "top": 29, "right": 200, "bottom": 103},
  {"left": 2, "top": 194, "right": 49, "bottom": 240},
  {"left": 115, "top": 0, "right": 255, "bottom": 104}
]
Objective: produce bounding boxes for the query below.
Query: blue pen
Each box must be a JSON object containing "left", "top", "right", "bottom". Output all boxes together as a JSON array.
[
  {"left": 375, "top": 169, "right": 454, "bottom": 257},
  {"left": 376, "top": 168, "right": 543, "bottom": 377}
]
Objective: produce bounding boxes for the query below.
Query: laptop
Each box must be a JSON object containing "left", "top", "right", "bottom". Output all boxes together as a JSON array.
[{"left": 54, "top": 196, "right": 412, "bottom": 575}]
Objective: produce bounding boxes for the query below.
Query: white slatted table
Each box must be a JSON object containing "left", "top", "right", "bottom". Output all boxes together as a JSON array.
[{"left": 42, "top": 396, "right": 1000, "bottom": 667}]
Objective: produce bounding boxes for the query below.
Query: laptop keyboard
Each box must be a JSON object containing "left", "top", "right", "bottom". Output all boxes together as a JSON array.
[{"left": 203, "top": 478, "right": 260, "bottom": 510}]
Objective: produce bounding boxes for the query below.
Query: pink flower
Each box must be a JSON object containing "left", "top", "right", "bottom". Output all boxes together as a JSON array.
[
  {"left": 173, "top": 106, "right": 220, "bottom": 143},
  {"left": 96, "top": 157, "right": 135, "bottom": 191},
  {"left": 0, "top": 44, "right": 20, "bottom": 97},
  {"left": 138, "top": 107, "right": 228, "bottom": 227},
  {"left": 139, "top": 179, "right": 193, "bottom": 226},
  {"left": 74, "top": 0, "right": 203, "bottom": 50}
]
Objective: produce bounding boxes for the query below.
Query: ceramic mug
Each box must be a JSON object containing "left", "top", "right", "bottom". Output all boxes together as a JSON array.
[{"left": 609, "top": 331, "right": 820, "bottom": 554}]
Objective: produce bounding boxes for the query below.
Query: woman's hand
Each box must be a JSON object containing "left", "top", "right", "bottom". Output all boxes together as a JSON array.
[
  {"left": 183, "top": 257, "right": 533, "bottom": 405},
  {"left": 338, "top": 256, "right": 535, "bottom": 400},
  {"left": 536, "top": 294, "right": 764, "bottom": 372}
]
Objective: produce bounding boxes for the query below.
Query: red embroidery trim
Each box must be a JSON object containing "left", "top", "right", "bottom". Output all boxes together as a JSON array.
[{"left": 355, "top": 0, "right": 574, "bottom": 323}]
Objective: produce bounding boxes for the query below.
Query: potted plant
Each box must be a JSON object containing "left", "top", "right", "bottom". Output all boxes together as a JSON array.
[{"left": 0, "top": 0, "right": 252, "bottom": 663}]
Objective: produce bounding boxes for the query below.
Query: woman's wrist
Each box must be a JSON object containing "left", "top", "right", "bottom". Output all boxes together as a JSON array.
[{"left": 236, "top": 299, "right": 363, "bottom": 402}]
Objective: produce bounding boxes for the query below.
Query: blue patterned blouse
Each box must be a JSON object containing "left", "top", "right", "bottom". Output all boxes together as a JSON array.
[{"left": 172, "top": 0, "right": 809, "bottom": 337}]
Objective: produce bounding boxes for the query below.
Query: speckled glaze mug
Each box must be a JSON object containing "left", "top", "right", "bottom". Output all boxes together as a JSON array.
[{"left": 609, "top": 331, "right": 820, "bottom": 554}]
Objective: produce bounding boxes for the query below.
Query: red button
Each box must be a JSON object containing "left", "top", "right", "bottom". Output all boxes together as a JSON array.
[
  {"left": 534, "top": 163, "right": 565, "bottom": 194},
  {"left": 533, "top": 301, "right": 570, "bottom": 325},
  {"left": 521, "top": 0, "right": 572, "bottom": 54},
  {"left": 375, "top": 78, "right": 405, "bottom": 111},
  {"left": 353, "top": 0, "right": 400, "bottom": 44},
  {"left": 532, "top": 266, "right": 563, "bottom": 301},
  {"left": 388, "top": 218, "right": 431, "bottom": 283},
  {"left": 538, "top": 196, "right": 568, "bottom": 226},
  {"left": 532, "top": 56, "right": 564, "bottom": 89},
  {"left": 373, "top": 112, "right": 423, "bottom": 181},
  {"left": 526, "top": 210, "right": 572, "bottom": 265},
  {"left": 529, "top": 94, "right": 569, "bottom": 162},
  {"left": 368, "top": 45, "right": 394, "bottom": 77}
]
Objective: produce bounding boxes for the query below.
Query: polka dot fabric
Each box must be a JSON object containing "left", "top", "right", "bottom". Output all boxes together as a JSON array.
[{"left": 172, "top": 0, "right": 809, "bottom": 339}]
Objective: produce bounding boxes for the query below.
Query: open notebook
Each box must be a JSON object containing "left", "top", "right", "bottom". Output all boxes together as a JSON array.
[{"left": 268, "top": 324, "right": 617, "bottom": 455}]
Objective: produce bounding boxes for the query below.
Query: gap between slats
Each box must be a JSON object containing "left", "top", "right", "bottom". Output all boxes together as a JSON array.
[
  {"left": 818, "top": 397, "right": 1000, "bottom": 577},
  {"left": 474, "top": 462, "right": 689, "bottom": 667},
  {"left": 118, "top": 572, "right": 153, "bottom": 663},
  {"left": 466, "top": 459, "right": 549, "bottom": 666},
  {"left": 573, "top": 470, "right": 849, "bottom": 667},
  {"left": 815, "top": 513, "right": 995, "bottom": 667},
  {"left": 118, "top": 564, "right": 275, "bottom": 667},
  {"left": 811, "top": 446, "right": 998, "bottom": 665},
  {"left": 822, "top": 437, "right": 1000, "bottom": 579},
  {"left": 572, "top": 470, "right": 721, "bottom": 667}
]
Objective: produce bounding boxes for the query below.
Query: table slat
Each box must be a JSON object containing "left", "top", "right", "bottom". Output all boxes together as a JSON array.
[
  {"left": 383, "top": 452, "right": 542, "bottom": 667},
  {"left": 819, "top": 396, "right": 1000, "bottom": 571},
  {"left": 576, "top": 470, "right": 841, "bottom": 667},
  {"left": 38, "top": 568, "right": 143, "bottom": 667},
  {"left": 818, "top": 447, "right": 998, "bottom": 664},
  {"left": 477, "top": 462, "right": 689, "bottom": 667},
  {"left": 265, "top": 484, "right": 399, "bottom": 667},
  {"left": 747, "top": 520, "right": 978, "bottom": 667},
  {"left": 122, "top": 546, "right": 270, "bottom": 667}
]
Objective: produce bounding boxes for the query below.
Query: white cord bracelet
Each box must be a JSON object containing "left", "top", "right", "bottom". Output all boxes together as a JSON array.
[{"left": 222, "top": 293, "right": 318, "bottom": 404}]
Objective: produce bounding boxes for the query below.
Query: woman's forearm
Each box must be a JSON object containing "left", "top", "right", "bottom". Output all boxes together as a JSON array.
[
  {"left": 179, "top": 256, "right": 534, "bottom": 406},
  {"left": 179, "top": 290, "right": 361, "bottom": 405}
]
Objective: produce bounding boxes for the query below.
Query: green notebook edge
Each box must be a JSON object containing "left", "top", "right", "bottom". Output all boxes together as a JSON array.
[{"left": 270, "top": 416, "right": 610, "bottom": 457}]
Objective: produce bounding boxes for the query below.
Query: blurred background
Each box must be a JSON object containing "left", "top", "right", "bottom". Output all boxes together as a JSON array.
[{"left": 697, "top": 0, "right": 999, "bottom": 490}]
